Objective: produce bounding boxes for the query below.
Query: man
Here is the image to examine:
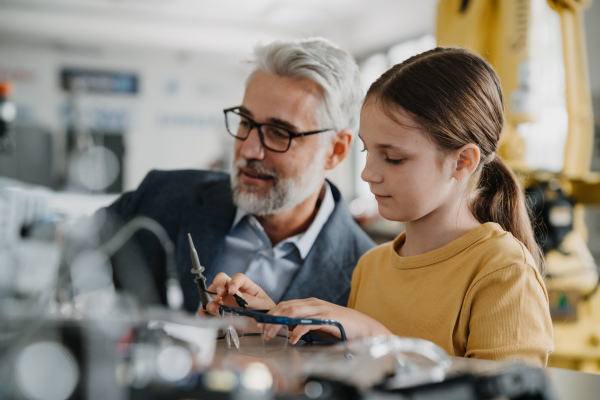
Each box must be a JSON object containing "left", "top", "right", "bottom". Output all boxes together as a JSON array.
[{"left": 103, "top": 37, "right": 375, "bottom": 312}]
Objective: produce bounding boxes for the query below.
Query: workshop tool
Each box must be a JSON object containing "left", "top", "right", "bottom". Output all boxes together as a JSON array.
[{"left": 188, "top": 233, "right": 247, "bottom": 310}]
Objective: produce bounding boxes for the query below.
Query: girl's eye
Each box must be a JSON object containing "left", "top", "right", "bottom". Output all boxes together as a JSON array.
[
  {"left": 385, "top": 157, "right": 404, "bottom": 165},
  {"left": 360, "top": 148, "right": 367, "bottom": 152}
]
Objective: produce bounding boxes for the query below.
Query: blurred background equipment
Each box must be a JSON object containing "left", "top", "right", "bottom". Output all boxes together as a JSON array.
[
  {"left": 61, "top": 68, "right": 128, "bottom": 193},
  {"left": 0, "top": 80, "right": 17, "bottom": 153},
  {"left": 1, "top": 304, "right": 225, "bottom": 400},
  {"left": 437, "top": 0, "right": 600, "bottom": 372},
  {"left": 0, "top": 182, "right": 58, "bottom": 300}
]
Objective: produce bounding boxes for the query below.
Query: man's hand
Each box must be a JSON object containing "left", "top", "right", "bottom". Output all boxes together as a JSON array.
[
  {"left": 262, "top": 298, "right": 392, "bottom": 344},
  {"left": 198, "top": 272, "right": 276, "bottom": 316}
]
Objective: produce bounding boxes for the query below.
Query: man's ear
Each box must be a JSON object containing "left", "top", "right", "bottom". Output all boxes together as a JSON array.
[
  {"left": 452, "top": 144, "right": 480, "bottom": 181},
  {"left": 324, "top": 129, "right": 352, "bottom": 170}
]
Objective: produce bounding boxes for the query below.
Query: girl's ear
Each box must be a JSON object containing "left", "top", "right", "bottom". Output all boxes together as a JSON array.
[{"left": 452, "top": 144, "right": 480, "bottom": 181}]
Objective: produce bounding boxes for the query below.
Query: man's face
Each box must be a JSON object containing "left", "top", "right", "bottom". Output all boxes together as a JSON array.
[{"left": 230, "top": 71, "right": 328, "bottom": 216}]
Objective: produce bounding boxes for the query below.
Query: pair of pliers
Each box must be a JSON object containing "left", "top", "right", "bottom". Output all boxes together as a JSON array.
[{"left": 188, "top": 233, "right": 248, "bottom": 310}]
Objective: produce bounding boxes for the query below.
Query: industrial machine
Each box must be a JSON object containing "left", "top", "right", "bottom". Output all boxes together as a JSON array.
[{"left": 437, "top": 0, "right": 600, "bottom": 372}]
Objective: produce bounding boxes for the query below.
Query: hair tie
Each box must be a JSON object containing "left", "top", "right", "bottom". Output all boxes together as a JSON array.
[{"left": 484, "top": 152, "right": 496, "bottom": 165}]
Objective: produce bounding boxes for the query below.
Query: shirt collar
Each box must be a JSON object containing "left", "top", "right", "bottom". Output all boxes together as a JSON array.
[
  {"left": 232, "top": 205, "right": 249, "bottom": 227},
  {"left": 232, "top": 181, "right": 335, "bottom": 259}
]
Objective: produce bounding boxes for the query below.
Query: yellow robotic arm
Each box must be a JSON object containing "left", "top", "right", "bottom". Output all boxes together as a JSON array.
[
  {"left": 548, "top": 0, "right": 594, "bottom": 177},
  {"left": 437, "top": 0, "right": 594, "bottom": 176}
]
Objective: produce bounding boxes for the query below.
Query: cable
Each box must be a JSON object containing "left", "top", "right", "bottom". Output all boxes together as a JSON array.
[{"left": 97, "top": 215, "right": 184, "bottom": 310}]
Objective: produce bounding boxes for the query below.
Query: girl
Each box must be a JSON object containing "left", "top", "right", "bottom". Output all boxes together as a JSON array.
[{"left": 206, "top": 47, "right": 554, "bottom": 367}]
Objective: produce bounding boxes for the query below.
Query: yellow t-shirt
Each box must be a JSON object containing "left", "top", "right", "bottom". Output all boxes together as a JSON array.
[{"left": 348, "top": 222, "right": 554, "bottom": 367}]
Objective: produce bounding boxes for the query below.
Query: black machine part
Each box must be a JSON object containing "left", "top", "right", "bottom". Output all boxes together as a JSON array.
[{"left": 301, "top": 364, "right": 555, "bottom": 400}]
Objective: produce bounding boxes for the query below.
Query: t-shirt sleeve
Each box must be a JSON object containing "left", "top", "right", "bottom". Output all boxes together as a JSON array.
[{"left": 463, "top": 263, "right": 554, "bottom": 367}]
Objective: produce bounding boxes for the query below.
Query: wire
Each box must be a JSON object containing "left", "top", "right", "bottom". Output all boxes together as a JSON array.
[{"left": 97, "top": 215, "right": 184, "bottom": 310}]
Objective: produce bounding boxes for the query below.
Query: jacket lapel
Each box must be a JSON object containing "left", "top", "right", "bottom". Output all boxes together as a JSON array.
[{"left": 281, "top": 183, "right": 353, "bottom": 305}]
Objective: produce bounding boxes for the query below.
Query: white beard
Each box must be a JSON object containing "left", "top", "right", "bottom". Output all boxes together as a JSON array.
[{"left": 230, "top": 150, "right": 326, "bottom": 216}]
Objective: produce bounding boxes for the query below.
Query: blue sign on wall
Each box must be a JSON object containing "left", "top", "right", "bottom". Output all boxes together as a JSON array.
[{"left": 60, "top": 68, "right": 139, "bottom": 95}]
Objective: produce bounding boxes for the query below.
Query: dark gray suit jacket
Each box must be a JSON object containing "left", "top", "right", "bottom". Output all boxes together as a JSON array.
[{"left": 104, "top": 169, "right": 375, "bottom": 312}]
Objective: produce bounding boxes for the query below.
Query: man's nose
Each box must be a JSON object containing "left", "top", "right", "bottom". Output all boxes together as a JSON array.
[{"left": 238, "top": 127, "right": 266, "bottom": 159}]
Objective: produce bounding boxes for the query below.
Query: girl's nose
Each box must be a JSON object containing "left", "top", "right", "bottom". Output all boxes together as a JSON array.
[{"left": 361, "top": 157, "right": 382, "bottom": 183}]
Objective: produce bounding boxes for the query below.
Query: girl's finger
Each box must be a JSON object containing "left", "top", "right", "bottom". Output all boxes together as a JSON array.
[{"left": 289, "top": 325, "right": 312, "bottom": 345}]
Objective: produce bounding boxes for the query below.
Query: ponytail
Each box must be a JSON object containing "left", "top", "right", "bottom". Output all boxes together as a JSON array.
[
  {"left": 471, "top": 156, "right": 545, "bottom": 275},
  {"left": 364, "top": 47, "right": 545, "bottom": 274}
]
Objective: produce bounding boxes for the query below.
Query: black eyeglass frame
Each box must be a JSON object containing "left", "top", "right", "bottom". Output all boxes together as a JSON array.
[
  {"left": 218, "top": 305, "right": 348, "bottom": 343},
  {"left": 223, "top": 106, "right": 333, "bottom": 153}
]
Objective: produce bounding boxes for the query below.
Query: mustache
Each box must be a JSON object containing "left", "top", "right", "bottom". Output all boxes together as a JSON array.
[{"left": 234, "top": 159, "right": 278, "bottom": 179}]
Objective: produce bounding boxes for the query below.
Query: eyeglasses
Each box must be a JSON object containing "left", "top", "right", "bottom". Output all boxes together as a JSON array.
[
  {"left": 223, "top": 107, "right": 333, "bottom": 153},
  {"left": 218, "top": 305, "right": 349, "bottom": 356}
]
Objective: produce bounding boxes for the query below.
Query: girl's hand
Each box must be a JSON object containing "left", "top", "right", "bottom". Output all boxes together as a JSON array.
[
  {"left": 201, "top": 273, "right": 276, "bottom": 316},
  {"left": 263, "top": 298, "right": 392, "bottom": 344}
]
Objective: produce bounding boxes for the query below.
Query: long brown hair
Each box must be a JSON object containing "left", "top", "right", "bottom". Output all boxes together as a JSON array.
[{"left": 365, "top": 47, "right": 545, "bottom": 274}]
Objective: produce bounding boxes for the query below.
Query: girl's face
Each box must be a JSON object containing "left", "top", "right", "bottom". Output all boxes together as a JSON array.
[{"left": 359, "top": 102, "right": 457, "bottom": 223}]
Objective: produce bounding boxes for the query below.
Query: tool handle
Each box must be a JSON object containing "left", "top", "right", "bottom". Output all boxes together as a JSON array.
[{"left": 195, "top": 278, "right": 211, "bottom": 310}]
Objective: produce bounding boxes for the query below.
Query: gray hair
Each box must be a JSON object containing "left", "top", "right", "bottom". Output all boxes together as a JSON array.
[{"left": 246, "top": 37, "right": 362, "bottom": 139}]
